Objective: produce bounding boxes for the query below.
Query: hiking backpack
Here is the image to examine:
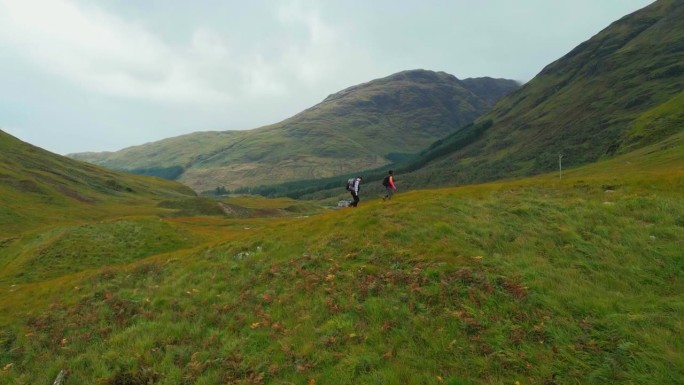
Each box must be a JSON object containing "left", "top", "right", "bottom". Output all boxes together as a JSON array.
[
  {"left": 345, "top": 178, "right": 355, "bottom": 191},
  {"left": 382, "top": 175, "right": 390, "bottom": 187}
]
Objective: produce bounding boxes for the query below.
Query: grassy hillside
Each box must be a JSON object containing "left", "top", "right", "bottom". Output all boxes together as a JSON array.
[
  {"left": 0, "top": 130, "right": 197, "bottom": 236},
  {"left": 391, "top": 0, "right": 684, "bottom": 189},
  {"left": 1, "top": 130, "right": 682, "bottom": 384},
  {"left": 70, "top": 70, "right": 518, "bottom": 193}
]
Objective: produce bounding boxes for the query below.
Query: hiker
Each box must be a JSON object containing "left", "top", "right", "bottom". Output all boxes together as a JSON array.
[
  {"left": 382, "top": 170, "right": 397, "bottom": 200},
  {"left": 349, "top": 176, "right": 362, "bottom": 207}
]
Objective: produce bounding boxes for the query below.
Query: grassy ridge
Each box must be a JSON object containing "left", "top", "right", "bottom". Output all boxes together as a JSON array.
[{"left": 1, "top": 134, "right": 682, "bottom": 384}]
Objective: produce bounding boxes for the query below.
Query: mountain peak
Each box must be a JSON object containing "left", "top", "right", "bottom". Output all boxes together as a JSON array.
[
  {"left": 386, "top": 69, "right": 459, "bottom": 83},
  {"left": 322, "top": 69, "right": 459, "bottom": 103}
]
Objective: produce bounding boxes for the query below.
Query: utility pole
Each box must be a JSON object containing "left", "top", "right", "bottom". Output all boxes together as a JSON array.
[{"left": 558, "top": 153, "right": 564, "bottom": 180}]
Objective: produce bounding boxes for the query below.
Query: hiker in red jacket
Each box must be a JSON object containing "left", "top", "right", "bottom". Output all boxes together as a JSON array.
[{"left": 382, "top": 170, "right": 397, "bottom": 201}]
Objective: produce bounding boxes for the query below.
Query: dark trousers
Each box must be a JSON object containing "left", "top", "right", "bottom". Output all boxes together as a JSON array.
[
  {"left": 384, "top": 186, "right": 394, "bottom": 200},
  {"left": 350, "top": 192, "right": 360, "bottom": 207}
]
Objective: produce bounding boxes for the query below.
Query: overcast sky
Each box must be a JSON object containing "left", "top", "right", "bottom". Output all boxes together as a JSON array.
[{"left": 0, "top": 0, "right": 654, "bottom": 155}]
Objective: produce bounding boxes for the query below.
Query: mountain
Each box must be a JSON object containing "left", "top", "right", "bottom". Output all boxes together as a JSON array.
[
  {"left": 70, "top": 70, "right": 519, "bottom": 192},
  {"left": 396, "top": 0, "right": 684, "bottom": 188},
  {"left": 0, "top": 130, "right": 195, "bottom": 235}
]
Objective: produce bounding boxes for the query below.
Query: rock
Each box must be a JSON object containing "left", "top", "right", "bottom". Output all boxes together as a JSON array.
[{"left": 53, "top": 370, "right": 68, "bottom": 385}]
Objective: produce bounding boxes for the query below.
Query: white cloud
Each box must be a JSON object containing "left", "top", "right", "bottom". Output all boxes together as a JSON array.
[
  {"left": 230, "top": 0, "right": 358, "bottom": 99},
  {"left": 278, "top": 1, "right": 351, "bottom": 85},
  {"left": 0, "top": 1, "right": 233, "bottom": 104},
  {"left": 0, "top": 0, "right": 357, "bottom": 107}
]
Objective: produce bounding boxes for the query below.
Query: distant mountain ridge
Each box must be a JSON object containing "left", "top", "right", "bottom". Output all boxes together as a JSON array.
[{"left": 70, "top": 70, "right": 519, "bottom": 192}]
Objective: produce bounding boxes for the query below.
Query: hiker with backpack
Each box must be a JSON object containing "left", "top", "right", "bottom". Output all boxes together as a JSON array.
[
  {"left": 382, "top": 170, "right": 397, "bottom": 201},
  {"left": 346, "top": 176, "right": 363, "bottom": 207}
]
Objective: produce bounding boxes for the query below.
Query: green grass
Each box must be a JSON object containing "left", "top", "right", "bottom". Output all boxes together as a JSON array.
[
  {"left": 0, "top": 218, "right": 200, "bottom": 283},
  {"left": 621, "top": 89, "right": 684, "bottom": 151},
  {"left": 157, "top": 197, "right": 227, "bottom": 217},
  {"left": 1, "top": 132, "right": 682, "bottom": 384}
]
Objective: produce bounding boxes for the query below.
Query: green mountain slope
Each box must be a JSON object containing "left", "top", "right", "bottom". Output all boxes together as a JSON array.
[
  {"left": 70, "top": 70, "right": 518, "bottom": 192},
  {"left": 399, "top": 0, "right": 684, "bottom": 188},
  {"left": 1, "top": 130, "right": 682, "bottom": 384},
  {"left": 0, "top": 129, "right": 195, "bottom": 235},
  {"left": 0, "top": 130, "right": 215, "bottom": 291}
]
